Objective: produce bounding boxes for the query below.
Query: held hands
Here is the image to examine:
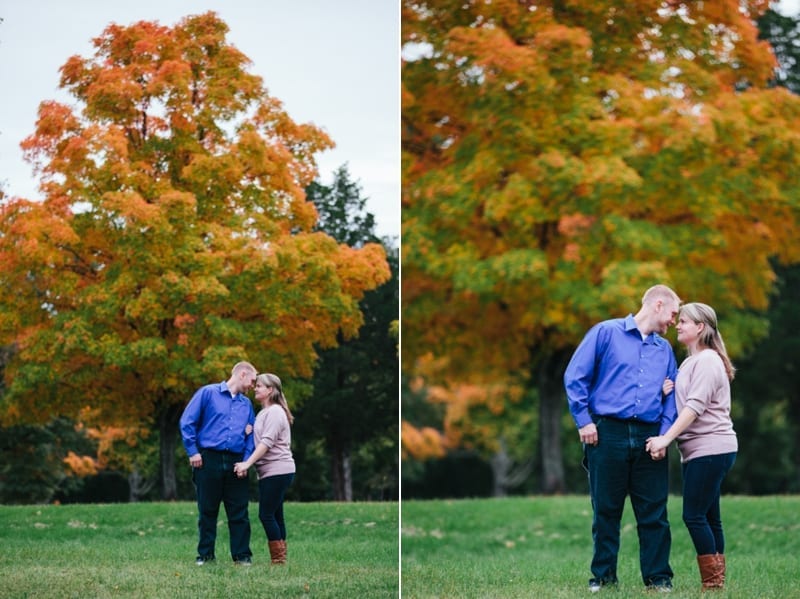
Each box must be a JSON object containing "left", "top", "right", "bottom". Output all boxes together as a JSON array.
[
  {"left": 233, "top": 462, "right": 249, "bottom": 478},
  {"left": 646, "top": 436, "right": 669, "bottom": 460},
  {"left": 579, "top": 420, "right": 670, "bottom": 459}
]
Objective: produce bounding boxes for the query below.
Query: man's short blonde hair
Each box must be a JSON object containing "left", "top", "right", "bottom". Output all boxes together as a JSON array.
[
  {"left": 641, "top": 284, "right": 681, "bottom": 307},
  {"left": 231, "top": 361, "right": 256, "bottom": 376}
]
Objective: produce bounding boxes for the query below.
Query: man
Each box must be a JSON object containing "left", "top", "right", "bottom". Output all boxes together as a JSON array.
[
  {"left": 180, "top": 361, "right": 258, "bottom": 566},
  {"left": 564, "top": 285, "right": 680, "bottom": 592}
]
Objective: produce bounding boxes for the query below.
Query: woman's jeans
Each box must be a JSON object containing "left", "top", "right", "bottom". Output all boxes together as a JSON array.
[
  {"left": 681, "top": 452, "right": 736, "bottom": 555},
  {"left": 584, "top": 418, "right": 673, "bottom": 586},
  {"left": 192, "top": 449, "right": 252, "bottom": 560},
  {"left": 258, "top": 473, "right": 295, "bottom": 541}
]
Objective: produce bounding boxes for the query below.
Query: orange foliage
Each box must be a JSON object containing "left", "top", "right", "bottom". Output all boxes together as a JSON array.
[
  {"left": 401, "top": 421, "right": 447, "bottom": 460},
  {"left": 63, "top": 451, "right": 99, "bottom": 477}
]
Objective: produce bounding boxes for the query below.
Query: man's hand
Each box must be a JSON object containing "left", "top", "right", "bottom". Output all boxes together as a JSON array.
[
  {"left": 189, "top": 453, "right": 203, "bottom": 468},
  {"left": 579, "top": 422, "right": 598, "bottom": 446}
]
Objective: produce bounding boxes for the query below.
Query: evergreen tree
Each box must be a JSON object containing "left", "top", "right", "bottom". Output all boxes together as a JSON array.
[{"left": 299, "top": 166, "right": 399, "bottom": 500}]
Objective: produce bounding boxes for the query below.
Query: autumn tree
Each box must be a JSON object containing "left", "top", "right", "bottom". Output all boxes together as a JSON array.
[
  {"left": 0, "top": 12, "right": 390, "bottom": 499},
  {"left": 402, "top": 0, "right": 800, "bottom": 493},
  {"left": 298, "top": 166, "right": 399, "bottom": 500}
]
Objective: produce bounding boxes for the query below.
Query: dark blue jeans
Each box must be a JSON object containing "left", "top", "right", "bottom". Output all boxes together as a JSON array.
[
  {"left": 192, "top": 449, "right": 252, "bottom": 561},
  {"left": 584, "top": 418, "right": 673, "bottom": 586},
  {"left": 681, "top": 452, "right": 736, "bottom": 555},
  {"left": 258, "top": 473, "right": 294, "bottom": 541}
]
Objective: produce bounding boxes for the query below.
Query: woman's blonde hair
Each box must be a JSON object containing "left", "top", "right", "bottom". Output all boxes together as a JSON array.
[
  {"left": 680, "top": 302, "right": 736, "bottom": 381},
  {"left": 257, "top": 372, "right": 294, "bottom": 425}
]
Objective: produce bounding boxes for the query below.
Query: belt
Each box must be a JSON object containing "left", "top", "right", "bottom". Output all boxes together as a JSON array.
[
  {"left": 596, "top": 416, "right": 659, "bottom": 425},
  {"left": 199, "top": 448, "right": 243, "bottom": 456}
]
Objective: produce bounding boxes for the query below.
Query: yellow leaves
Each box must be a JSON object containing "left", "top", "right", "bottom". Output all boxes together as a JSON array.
[
  {"left": 173, "top": 313, "right": 197, "bottom": 329},
  {"left": 401, "top": 421, "right": 447, "bottom": 460},
  {"left": 86, "top": 68, "right": 144, "bottom": 120},
  {"left": 598, "top": 261, "right": 671, "bottom": 311},
  {"left": 405, "top": 375, "right": 529, "bottom": 456},
  {"left": 331, "top": 242, "right": 392, "bottom": 298},
  {"left": 63, "top": 451, "right": 98, "bottom": 477},
  {"left": 103, "top": 191, "right": 160, "bottom": 225},
  {"left": 532, "top": 24, "right": 593, "bottom": 73},
  {"left": 557, "top": 213, "right": 595, "bottom": 237}
]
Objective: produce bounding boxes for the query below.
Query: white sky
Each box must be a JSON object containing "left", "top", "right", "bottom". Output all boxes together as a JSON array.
[
  {"left": 778, "top": 0, "right": 800, "bottom": 15},
  {"left": 0, "top": 0, "right": 399, "bottom": 238}
]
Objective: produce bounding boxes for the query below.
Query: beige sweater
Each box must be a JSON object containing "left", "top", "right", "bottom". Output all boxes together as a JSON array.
[
  {"left": 675, "top": 349, "right": 738, "bottom": 462},
  {"left": 253, "top": 404, "right": 296, "bottom": 479}
]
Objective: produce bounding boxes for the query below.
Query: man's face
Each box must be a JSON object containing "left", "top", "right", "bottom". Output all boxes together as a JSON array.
[
  {"left": 657, "top": 300, "right": 680, "bottom": 334},
  {"left": 241, "top": 370, "right": 257, "bottom": 392}
]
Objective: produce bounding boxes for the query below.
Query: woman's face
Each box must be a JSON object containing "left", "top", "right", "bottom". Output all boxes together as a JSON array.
[
  {"left": 676, "top": 314, "right": 703, "bottom": 346},
  {"left": 254, "top": 379, "right": 272, "bottom": 403}
]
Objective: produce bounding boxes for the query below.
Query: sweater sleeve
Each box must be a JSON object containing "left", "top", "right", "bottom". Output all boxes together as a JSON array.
[
  {"left": 256, "top": 406, "right": 284, "bottom": 451},
  {"left": 684, "top": 351, "right": 725, "bottom": 417}
]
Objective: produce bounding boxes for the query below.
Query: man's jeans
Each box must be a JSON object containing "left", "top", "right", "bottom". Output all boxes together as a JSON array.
[
  {"left": 584, "top": 417, "right": 673, "bottom": 586},
  {"left": 193, "top": 449, "right": 252, "bottom": 561},
  {"left": 682, "top": 452, "right": 736, "bottom": 555}
]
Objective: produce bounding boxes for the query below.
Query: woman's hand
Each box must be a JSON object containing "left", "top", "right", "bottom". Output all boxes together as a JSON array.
[
  {"left": 233, "top": 462, "right": 249, "bottom": 477},
  {"left": 646, "top": 435, "right": 670, "bottom": 456},
  {"left": 662, "top": 378, "right": 674, "bottom": 396}
]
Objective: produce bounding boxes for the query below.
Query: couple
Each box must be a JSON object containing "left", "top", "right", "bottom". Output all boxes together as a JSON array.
[
  {"left": 179, "top": 362, "right": 296, "bottom": 567},
  {"left": 564, "top": 285, "right": 737, "bottom": 592}
]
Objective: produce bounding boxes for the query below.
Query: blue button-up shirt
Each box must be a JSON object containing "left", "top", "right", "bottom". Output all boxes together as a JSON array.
[
  {"left": 564, "top": 315, "right": 677, "bottom": 435},
  {"left": 180, "top": 381, "right": 255, "bottom": 459}
]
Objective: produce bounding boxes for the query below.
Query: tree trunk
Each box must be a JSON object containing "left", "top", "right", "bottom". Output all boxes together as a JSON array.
[
  {"left": 490, "top": 438, "right": 533, "bottom": 497},
  {"left": 128, "top": 467, "right": 155, "bottom": 502},
  {"left": 159, "top": 403, "right": 182, "bottom": 500},
  {"left": 536, "top": 350, "right": 571, "bottom": 495},
  {"left": 331, "top": 443, "right": 353, "bottom": 501}
]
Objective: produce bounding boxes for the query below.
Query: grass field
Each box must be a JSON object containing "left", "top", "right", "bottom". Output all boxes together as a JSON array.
[
  {"left": 0, "top": 501, "right": 398, "bottom": 598},
  {"left": 401, "top": 495, "right": 800, "bottom": 599}
]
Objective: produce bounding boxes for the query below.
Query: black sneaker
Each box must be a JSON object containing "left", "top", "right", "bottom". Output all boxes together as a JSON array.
[
  {"left": 233, "top": 556, "right": 252, "bottom": 566},
  {"left": 195, "top": 555, "right": 215, "bottom": 566}
]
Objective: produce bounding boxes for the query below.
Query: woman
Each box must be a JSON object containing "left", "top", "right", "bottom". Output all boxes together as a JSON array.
[
  {"left": 234, "top": 373, "right": 295, "bottom": 564},
  {"left": 646, "top": 303, "right": 737, "bottom": 590}
]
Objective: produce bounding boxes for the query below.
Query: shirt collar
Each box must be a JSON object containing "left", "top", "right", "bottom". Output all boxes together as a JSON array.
[
  {"left": 219, "top": 381, "right": 249, "bottom": 402},
  {"left": 624, "top": 314, "right": 655, "bottom": 343}
]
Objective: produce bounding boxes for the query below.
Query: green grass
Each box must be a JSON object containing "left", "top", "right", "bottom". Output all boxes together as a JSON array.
[
  {"left": 401, "top": 495, "right": 800, "bottom": 599},
  {"left": 0, "top": 501, "right": 398, "bottom": 598}
]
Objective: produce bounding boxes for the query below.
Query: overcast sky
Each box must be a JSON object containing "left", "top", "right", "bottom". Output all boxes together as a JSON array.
[
  {"left": 0, "top": 0, "right": 399, "bottom": 237},
  {"left": 779, "top": 0, "right": 800, "bottom": 15}
]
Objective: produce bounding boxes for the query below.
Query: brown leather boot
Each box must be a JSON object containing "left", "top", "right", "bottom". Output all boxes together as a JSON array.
[
  {"left": 697, "top": 554, "right": 724, "bottom": 589},
  {"left": 716, "top": 553, "right": 726, "bottom": 587},
  {"left": 280, "top": 540, "right": 287, "bottom": 563},
  {"left": 268, "top": 540, "right": 285, "bottom": 564}
]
